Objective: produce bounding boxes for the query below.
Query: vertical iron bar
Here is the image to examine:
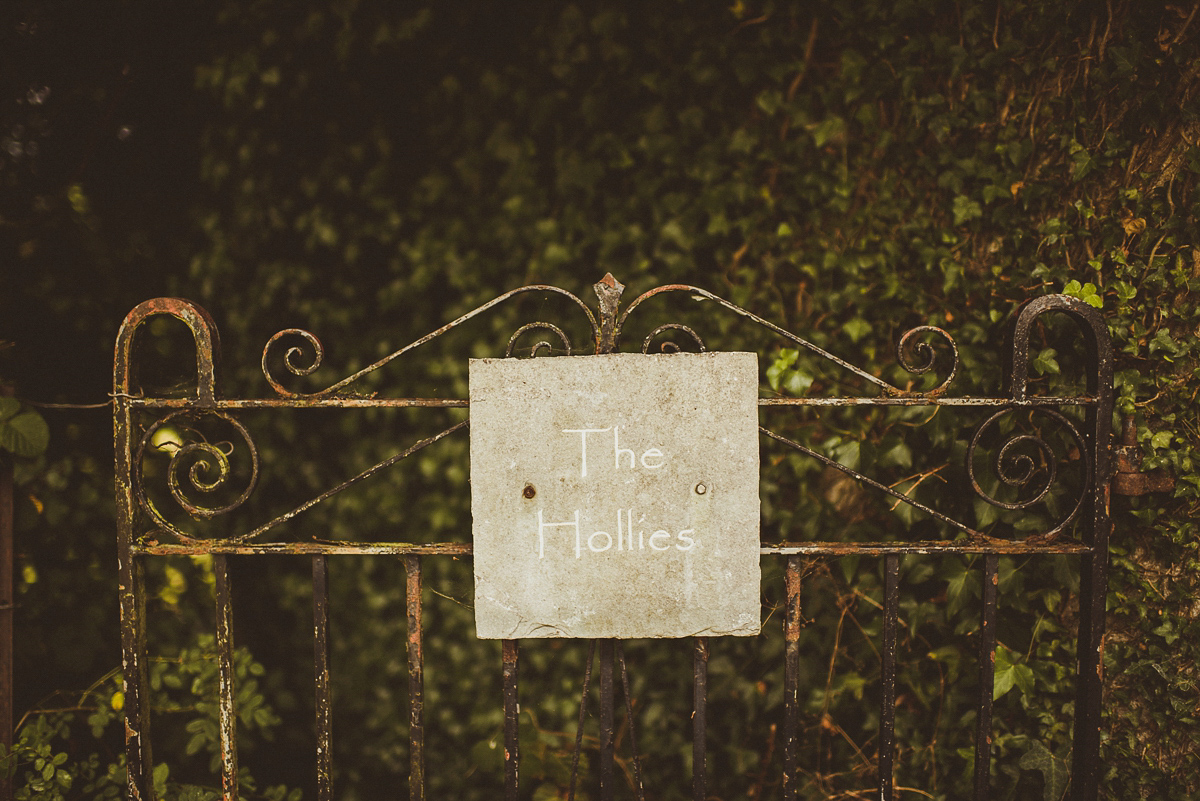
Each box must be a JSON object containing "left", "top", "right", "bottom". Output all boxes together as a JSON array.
[
  {"left": 313, "top": 556, "right": 332, "bottom": 801},
  {"left": 879, "top": 554, "right": 900, "bottom": 801},
  {"left": 213, "top": 555, "right": 239, "bottom": 801},
  {"left": 1072, "top": 381, "right": 1113, "bottom": 801},
  {"left": 567, "top": 640, "right": 596, "bottom": 801},
  {"left": 503, "top": 640, "right": 520, "bottom": 801},
  {"left": 405, "top": 555, "right": 425, "bottom": 801},
  {"left": 0, "top": 442, "right": 12, "bottom": 801},
  {"left": 974, "top": 554, "right": 999, "bottom": 800},
  {"left": 115, "top": 399, "right": 152, "bottom": 800},
  {"left": 783, "top": 554, "right": 802, "bottom": 801},
  {"left": 616, "top": 642, "right": 645, "bottom": 801},
  {"left": 599, "top": 639, "right": 615, "bottom": 801},
  {"left": 693, "top": 637, "right": 708, "bottom": 801}
]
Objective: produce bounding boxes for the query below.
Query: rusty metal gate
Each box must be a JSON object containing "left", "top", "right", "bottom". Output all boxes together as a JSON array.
[{"left": 113, "top": 275, "right": 1112, "bottom": 801}]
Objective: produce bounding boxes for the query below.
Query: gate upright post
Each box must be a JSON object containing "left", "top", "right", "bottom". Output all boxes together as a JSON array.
[
  {"left": 114, "top": 356, "right": 153, "bottom": 801},
  {"left": 1009, "top": 297, "right": 1113, "bottom": 801}
]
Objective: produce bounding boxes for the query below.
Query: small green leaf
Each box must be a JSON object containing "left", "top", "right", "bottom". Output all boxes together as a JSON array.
[
  {"left": 993, "top": 645, "right": 1033, "bottom": 700},
  {"left": 810, "top": 116, "right": 845, "bottom": 147},
  {"left": 783, "top": 370, "right": 813, "bottom": 395},
  {"left": 152, "top": 762, "right": 170, "bottom": 796},
  {"left": 1018, "top": 740, "right": 1070, "bottom": 801},
  {"left": 1032, "top": 348, "right": 1060, "bottom": 376},
  {"left": 0, "top": 410, "right": 49, "bottom": 457},
  {"left": 834, "top": 441, "right": 860, "bottom": 471},
  {"left": 842, "top": 318, "right": 871, "bottom": 344},
  {"left": 881, "top": 442, "right": 913, "bottom": 469},
  {"left": 1150, "top": 431, "right": 1173, "bottom": 450},
  {"left": 766, "top": 349, "right": 799, "bottom": 391},
  {"left": 952, "top": 195, "right": 982, "bottom": 225}
]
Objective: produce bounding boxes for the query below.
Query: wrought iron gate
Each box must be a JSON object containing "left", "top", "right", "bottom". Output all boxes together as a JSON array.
[{"left": 114, "top": 275, "right": 1112, "bottom": 800}]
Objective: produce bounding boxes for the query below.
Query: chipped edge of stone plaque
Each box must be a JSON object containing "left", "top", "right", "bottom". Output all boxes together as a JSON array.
[{"left": 470, "top": 352, "right": 761, "bottom": 639}]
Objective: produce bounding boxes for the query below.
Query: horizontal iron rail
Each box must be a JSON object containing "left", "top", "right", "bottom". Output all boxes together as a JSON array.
[
  {"left": 135, "top": 542, "right": 472, "bottom": 556},
  {"left": 125, "top": 395, "right": 1096, "bottom": 409},
  {"left": 129, "top": 397, "right": 470, "bottom": 409},
  {"left": 762, "top": 540, "right": 1093, "bottom": 555},
  {"left": 756, "top": 395, "right": 1097, "bottom": 407},
  {"left": 135, "top": 540, "right": 1089, "bottom": 556}
]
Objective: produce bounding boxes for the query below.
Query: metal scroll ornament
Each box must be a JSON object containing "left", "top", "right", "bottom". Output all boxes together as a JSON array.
[
  {"left": 262, "top": 328, "right": 325, "bottom": 397},
  {"left": 642, "top": 324, "right": 707, "bottom": 354},
  {"left": 505, "top": 322, "right": 574, "bottom": 357},
  {"left": 896, "top": 326, "right": 958, "bottom": 395},
  {"left": 967, "top": 408, "right": 1089, "bottom": 539},
  {"left": 136, "top": 411, "right": 260, "bottom": 539}
]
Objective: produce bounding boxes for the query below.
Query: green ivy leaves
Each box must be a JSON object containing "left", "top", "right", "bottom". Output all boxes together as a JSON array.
[
  {"left": 1062, "top": 279, "right": 1103, "bottom": 309},
  {"left": 993, "top": 644, "right": 1035, "bottom": 701},
  {"left": 0, "top": 398, "right": 48, "bottom": 459}
]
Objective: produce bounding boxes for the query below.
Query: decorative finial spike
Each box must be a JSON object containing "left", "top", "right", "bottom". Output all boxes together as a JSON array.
[{"left": 593, "top": 274, "right": 625, "bottom": 353}]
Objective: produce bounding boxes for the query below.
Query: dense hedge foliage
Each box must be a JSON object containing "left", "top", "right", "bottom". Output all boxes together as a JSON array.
[{"left": 3, "top": 1, "right": 1198, "bottom": 799}]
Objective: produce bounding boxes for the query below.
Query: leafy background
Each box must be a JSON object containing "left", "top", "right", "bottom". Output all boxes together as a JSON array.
[{"left": 1, "top": 0, "right": 1198, "bottom": 799}]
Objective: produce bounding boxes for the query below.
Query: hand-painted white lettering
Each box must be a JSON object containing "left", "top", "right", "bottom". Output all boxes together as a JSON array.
[
  {"left": 588, "top": 530, "right": 613, "bottom": 552},
  {"left": 544, "top": 426, "right": 696, "bottom": 559},
  {"left": 564, "top": 426, "right": 667, "bottom": 478},
  {"left": 640, "top": 448, "right": 665, "bottom": 469},
  {"left": 537, "top": 507, "right": 698, "bottom": 558},
  {"left": 562, "top": 427, "right": 611, "bottom": 478},
  {"left": 613, "top": 425, "right": 636, "bottom": 469},
  {"left": 537, "top": 509, "right": 581, "bottom": 559}
]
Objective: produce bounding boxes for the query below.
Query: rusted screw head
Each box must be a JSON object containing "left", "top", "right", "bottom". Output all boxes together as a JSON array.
[
  {"left": 694, "top": 482, "right": 707, "bottom": 495},
  {"left": 523, "top": 483, "right": 536, "bottom": 499}
]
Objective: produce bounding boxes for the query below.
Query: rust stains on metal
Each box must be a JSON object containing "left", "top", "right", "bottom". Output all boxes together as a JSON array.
[
  {"left": 313, "top": 556, "right": 333, "bottom": 801},
  {"left": 758, "top": 395, "right": 1096, "bottom": 407},
  {"left": 132, "top": 397, "right": 469, "bottom": 409},
  {"left": 137, "top": 542, "right": 473, "bottom": 556},
  {"left": 593, "top": 274, "right": 626, "bottom": 354},
  {"left": 115, "top": 297, "right": 221, "bottom": 407},
  {"left": 762, "top": 541, "right": 1091, "bottom": 556},
  {"left": 692, "top": 637, "right": 708, "bottom": 801},
  {"left": 264, "top": 284, "right": 600, "bottom": 397},
  {"left": 502, "top": 639, "right": 519, "bottom": 801},
  {"left": 1113, "top": 415, "right": 1176, "bottom": 495},
  {"left": 878, "top": 554, "right": 900, "bottom": 801},
  {"left": 782, "top": 556, "right": 802, "bottom": 801},
  {"left": 405, "top": 555, "right": 425, "bottom": 801},
  {"left": 213, "top": 555, "right": 239, "bottom": 800}
]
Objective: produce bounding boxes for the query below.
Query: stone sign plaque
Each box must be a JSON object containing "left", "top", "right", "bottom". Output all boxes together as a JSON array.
[{"left": 469, "top": 352, "right": 760, "bottom": 639}]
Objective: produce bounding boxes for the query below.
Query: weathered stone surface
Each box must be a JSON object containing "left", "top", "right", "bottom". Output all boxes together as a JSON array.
[{"left": 470, "top": 352, "right": 760, "bottom": 639}]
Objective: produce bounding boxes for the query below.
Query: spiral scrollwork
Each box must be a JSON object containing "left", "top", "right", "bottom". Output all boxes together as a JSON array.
[
  {"left": 896, "top": 326, "right": 958, "bottom": 395},
  {"left": 967, "top": 408, "right": 1088, "bottom": 538},
  {"left": 136, "top": 411, "right": 259, "bottom": 539},
  {"left": 505, "top": 322, "right": 573, "bottom": 357},
  {"left": 262, "top": 328, "right": 325, "bottom": 396},
  {"left": 642, "top": 324, "right": 706, "bottom": 354}
]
